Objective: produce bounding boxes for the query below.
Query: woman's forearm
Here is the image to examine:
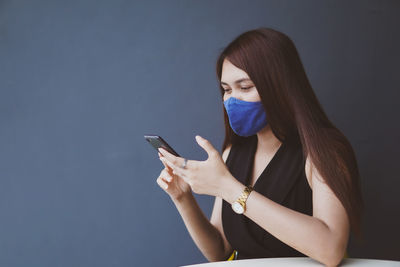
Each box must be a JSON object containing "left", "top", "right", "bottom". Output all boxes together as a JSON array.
[
  {"left": 220, "top": 178, "right": 346, "bottom": 267},
  {"left": 172, "top": 193, "right": 228, "bottom": 262}
]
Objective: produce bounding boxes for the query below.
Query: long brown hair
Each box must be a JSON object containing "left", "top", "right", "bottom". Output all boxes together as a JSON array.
[{"left": 216, "top": 27, "right": 363, "bottom": 239}]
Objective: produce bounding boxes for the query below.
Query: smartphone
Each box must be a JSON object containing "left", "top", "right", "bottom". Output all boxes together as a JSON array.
[{"left": 144, "top": 134, "right": 180, "bottom": 157}]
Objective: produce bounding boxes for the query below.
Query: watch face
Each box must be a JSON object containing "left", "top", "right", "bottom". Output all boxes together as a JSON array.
[{"left": 232, "top": 201, "right": 244, "bottom": 214}]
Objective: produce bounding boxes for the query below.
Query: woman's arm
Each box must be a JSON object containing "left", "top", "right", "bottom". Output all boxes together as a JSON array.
[
  {"left": 159, "top": 146, "right": 233, "bottom": 262},
  {"left": 174, "top": 194, "right": 234, "bottom": 261},
  {"left": 220, "top": 155, "right": 350, "bottom": 267},
  {"left": 159, "top": 136, "right": 349, "bottom": 266},
  {"left": 171, "top": 193, "right": 229, "bottom": 262}
]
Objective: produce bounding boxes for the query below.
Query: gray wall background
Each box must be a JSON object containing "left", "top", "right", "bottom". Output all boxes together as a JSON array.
[{"left": 0, "top": 0, "right": 399, "bottom": 266}]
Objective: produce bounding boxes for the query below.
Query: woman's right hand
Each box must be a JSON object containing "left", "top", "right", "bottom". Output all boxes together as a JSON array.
[{"left": 156, "top": 151, "right": 192, "bottom": 201}]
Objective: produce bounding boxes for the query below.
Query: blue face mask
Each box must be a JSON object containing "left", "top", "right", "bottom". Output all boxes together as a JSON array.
[{"left": 223, "top": 97, "right": 268, "bottom": 137}]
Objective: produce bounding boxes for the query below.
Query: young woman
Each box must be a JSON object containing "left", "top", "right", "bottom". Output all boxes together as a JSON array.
[{"left": 156, "top": 27, "right": 363, "bottom": 267}]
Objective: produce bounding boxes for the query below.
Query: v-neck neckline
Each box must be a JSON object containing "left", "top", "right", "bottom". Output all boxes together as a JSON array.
[{"left": 245, "top": 135, "right": 286, "bottom": 189}]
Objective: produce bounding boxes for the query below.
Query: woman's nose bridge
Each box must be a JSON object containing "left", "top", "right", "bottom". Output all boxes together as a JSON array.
[{"left": 231, "top": 90, "right": 242, "bottom": 100}]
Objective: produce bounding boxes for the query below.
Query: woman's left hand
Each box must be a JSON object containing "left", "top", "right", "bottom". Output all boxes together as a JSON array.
[{"left": 158, "top": 135, "right": 234, "bottom": 198}]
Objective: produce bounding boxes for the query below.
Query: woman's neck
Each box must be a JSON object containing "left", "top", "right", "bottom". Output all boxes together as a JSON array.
[{"left": 256, "top": 124, "right": 282, "bottom": 153}]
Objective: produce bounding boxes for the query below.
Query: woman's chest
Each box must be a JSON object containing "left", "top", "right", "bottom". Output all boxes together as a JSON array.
[
  {"left": 248, "top": 151, "right": 276, "bottom": 187},
  {"left": 246, "top": 144, "right": 313, "bottom": 191}
]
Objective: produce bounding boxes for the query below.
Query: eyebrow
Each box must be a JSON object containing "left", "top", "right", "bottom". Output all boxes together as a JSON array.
[{"left": 220, "top": 78, "right": 252, "bottom": 85}]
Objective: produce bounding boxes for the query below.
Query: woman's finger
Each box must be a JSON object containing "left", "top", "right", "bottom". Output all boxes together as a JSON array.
[
  {"left": 158, "top": 148, "right": 182, "bottom": 167},
  {"left": 172, "top": 167, "right": 185, "bottom": 178},
  {"left": 159, "top": 156, "right": 172, "bottom": 171},
  {"left": 171, "top": 167, "right": 192, "bottom": 186},
  {"left": 160, "top": 156, "right": 175, "bottom": 170},
  {"left": 156, "top": 177, "right": 169, "bottom": 190},
  {"left": 159, "top": 148, "right": 199, "bottom": 171},
  {"left": 161, "top": 169, "right": 173, "bottom": 182},
  {"left": 160, "top": 157, "right": 173, "bottom": 173},
  {"left": 160, "top": 157, "right": 189, "bottom": 177},
  {"left": 159, "top": 154, "right": 174, "bottom": 173}
]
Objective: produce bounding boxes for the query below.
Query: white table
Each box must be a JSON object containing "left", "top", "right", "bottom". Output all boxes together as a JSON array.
[{"left": 181, "top": 257, "right": 400, "bottom": 267}]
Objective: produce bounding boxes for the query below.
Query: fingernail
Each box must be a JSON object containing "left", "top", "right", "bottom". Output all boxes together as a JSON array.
[
  {"left": 164, "top": 184, "right": 168, "bottom": 189},
  {"left": 167, "top": 176, "right": 172, "bottom": 182}
]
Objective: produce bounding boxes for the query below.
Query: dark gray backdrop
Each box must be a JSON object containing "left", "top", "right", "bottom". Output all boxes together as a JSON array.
[{"left": 0, "top": 0, "right": 399, "bottom": 266}]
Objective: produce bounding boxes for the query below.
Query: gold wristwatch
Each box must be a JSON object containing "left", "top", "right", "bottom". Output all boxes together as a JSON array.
[{"left": 231, "top": 186, "right": 253, "bottom": 214}]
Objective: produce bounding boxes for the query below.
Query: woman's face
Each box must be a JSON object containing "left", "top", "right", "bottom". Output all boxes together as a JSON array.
[{"left": 220, "top": 59, "right": 260, "bottom": 102}]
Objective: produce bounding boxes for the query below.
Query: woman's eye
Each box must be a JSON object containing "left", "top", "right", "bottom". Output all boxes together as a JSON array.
[{"left": 222, "top": 86, "right": 253, "bottom": 93}]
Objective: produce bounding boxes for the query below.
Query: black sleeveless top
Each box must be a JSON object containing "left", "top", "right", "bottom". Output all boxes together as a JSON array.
[{"left": 221, "top": 134, "right": 312, "bottom": 259}]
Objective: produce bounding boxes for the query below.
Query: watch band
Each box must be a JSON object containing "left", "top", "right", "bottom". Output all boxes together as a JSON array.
[{"left": 237, "top": 186, "right": 253, "bottom": 206}]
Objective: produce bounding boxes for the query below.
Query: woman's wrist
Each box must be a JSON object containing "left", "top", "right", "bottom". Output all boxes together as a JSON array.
[
  {"left": 219, "top": 174, "right": 246, "bottom": 204},
  {"left": 171, "top": 190, "right": 194, "bottom": 205}
]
